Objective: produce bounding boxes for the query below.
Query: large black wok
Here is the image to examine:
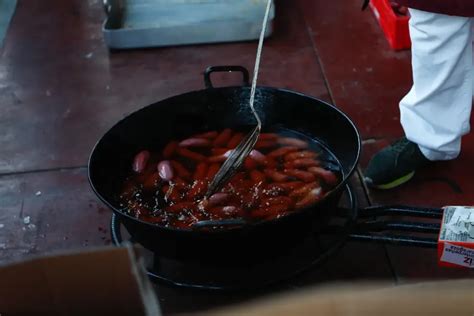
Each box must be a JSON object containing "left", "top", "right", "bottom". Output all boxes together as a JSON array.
[{"left": 88, "top": 65, "right": 360, "bottom": 263}]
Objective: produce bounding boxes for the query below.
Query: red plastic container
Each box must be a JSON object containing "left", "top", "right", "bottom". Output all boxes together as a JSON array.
[{"left": 370, "top": 0, "right": 411, "bottom": 50}]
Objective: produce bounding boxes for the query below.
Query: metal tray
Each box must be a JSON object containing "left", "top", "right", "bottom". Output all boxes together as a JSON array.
[{"left": 102, "top": 0, "right": 275, "bottom": 49}]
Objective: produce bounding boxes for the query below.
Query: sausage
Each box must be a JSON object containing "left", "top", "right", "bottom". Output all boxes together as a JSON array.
[
  {"left": 267, "top": 146, "right": 299, "bottom": 158},
  {"left": 264, "top": 169, "right": 290, "bottom": 182},
  {"left": 250, "top": 170, "right": 266, "bottom": 184},
  {"left": 127, "top": 201, "right": 152, "bottom": 217},
  {"left": 213, "top": 128, "right": 233, "bottom": 147},
  {"left": 284, "top": 150, "right": 318, "bottom": 161},
  {"left": 143, "top": 172, "right": 161, "bottom": 191},
  {"left": 171, "top": 177, "right": 189, "bottom": 191},
  {"left": 227, "top": 172, "right": 253, "bottom": 195},
  {"left": 263, "top": 183, "right": 286, "bottom": 196},
  {"left": 289, "top": 182, "right": 320, "bottom": 198},
  {"left": 308, "top": 167, "right": 339, "bottom": 186},
  {"left": 284, "top": 169, "right": 316, "bottom": 182},
  {"left": 157, "top": 160, "right": 174, "bottom": 181},
  {"left": 170, "top": 161, "right": 191, "bottom": 180},
  {"left": 179, "top": 138, "right": 212, "bottom": 148},
  {"left": 208, "top": 150, "right": 233, "bottom": 163},
  {"left": 190, "top": 210, "right": 207, "bottom": 222},
  {"left": 193, "top": 131, "right": 218, "bottom": 139},
  {"left": 206, "top": 163, "right": 221, "bottom": 179},
  {"left": 208, "top": 205, "right": 243, "bottom": 218},
  {"left": 176, "top": 147, "right": 206, "bottom": 161},
  {"left": 251, "top": 204, "right": 290, "bottom": 219},
  {"left": 295, "top": 187, "right": 323, "bottom": 209},
  {"left": 165, "top": 201, "right": 196, "bottom": 213},
  {"left": 283, "top": 158, "right": 320, "bottom": 169},
  {"left": 243, "top": 157, "right": 258, "bottom": 170},
  {"left": 163, "top": 184, "right": 181, "bottom": 203},
  {"left": 187, "top": 180, "right": 207, "bottom": 200},
  {"left": 258, "top": 133, "right": 278, "bottom": 141},
  {"left": 207, "top": 206, "right": 226, "bottom": 218},
  {"left": 228, "top": 133, "right": 244, "bottom": 148},
  {"left": 228, "top": 172, "right": 246, "bottom": 186},
  {"left": 278, "top": 181, "right": 305, "bottom": 191},
  {"left": 264, "top": 157, "right": 278, "bottom": 169},
  {"left": 277, "top": 137, "right": 308, "bottom": 148},
  {"left": 162, "top": 141, "right": 178, "bottom": 159},
  {"left": 132, "top": 150, "right": 150, "bottom": 173},
  {"left": 134, "top": 162, "right": 157, "bottom": 184},
  {"left": 211, "top": 148, "right": 230, "bottom": 155},
  {"left": 207, "top": 193, "right": 230, "bottom": 207},
  {"left": 261, "top": 182, "right": 303, "bottom": 194},
  {"left": 259, "top": 196, "right": 293, "bottom": 207},
  {"left": 222, "top": 206, "right": 241, "bottom": 215},
  {"left": 249, "top": 150, "right": 266, "bottom": 164},
  {"left": 240, "top": 182, "right": 265, "bottom": 209},
  {"left": 193, "top": 162, "right": 208, "bottom": 180},
  {"left": 255, "top": 139, "right": 277, "bottom": 149}
]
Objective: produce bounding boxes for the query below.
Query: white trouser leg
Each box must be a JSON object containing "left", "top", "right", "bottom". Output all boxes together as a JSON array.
[
  {"left": 472, "top": 23, "right": 474, "bottom": 94},
  {"left": 400, "top": 9, "right": 473, "bottom": 161}
]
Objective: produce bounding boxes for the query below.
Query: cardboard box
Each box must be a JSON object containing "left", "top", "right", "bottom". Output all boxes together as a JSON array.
[
  {"left": 205, "top": 279, "right": 474, "bottom": 316},
  {"left": 0, "top": 244, "right": 161, "bottom": 315}
]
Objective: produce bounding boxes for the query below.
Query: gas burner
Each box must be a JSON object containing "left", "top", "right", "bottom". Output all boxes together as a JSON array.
[{"left": 111, "top": 184, "right": 358, "bottom": 290}]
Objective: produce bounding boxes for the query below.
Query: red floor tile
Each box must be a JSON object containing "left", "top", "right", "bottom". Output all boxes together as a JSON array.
[
  {"left": 0, "top": 0, "right": 329, "bottom": 174},
  {"left": 2, "top": 0, "right": 472, "bottom": 307},
  {"left": 296, "top": 0, "right": 412, "bottom": 139},
  {"left": 297, "top": 0, "right": 474, "bottom": 207},
  {"left": 298, "top": 0, "right": 474, "bottom": 280},
  {"left": 0, "top": 168, "right": 111, "bottom": 265},
  {"left": 386, "top": 246, "right": 474, "bottom": 282}
]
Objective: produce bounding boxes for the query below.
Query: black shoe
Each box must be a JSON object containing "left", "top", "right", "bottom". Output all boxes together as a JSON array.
[{"left": 364, "top": 137, "right": 431, "bottom": 189}]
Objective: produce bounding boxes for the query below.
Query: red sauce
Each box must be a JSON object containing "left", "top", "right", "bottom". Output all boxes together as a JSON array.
[{"left": 119, "top": 128, "right": 341, "bottom": 229}]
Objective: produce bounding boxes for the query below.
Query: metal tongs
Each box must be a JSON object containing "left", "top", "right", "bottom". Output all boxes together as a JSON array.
[{"left": 204, "top": 0, "right": 273, "bottom": 200}]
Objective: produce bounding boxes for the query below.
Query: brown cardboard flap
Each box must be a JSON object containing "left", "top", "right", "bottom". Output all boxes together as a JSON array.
[
  {"left": 0, "top": 245, "right": 161, "bottom": 315},
  {"left": 204, "top": 279, "right": 474, "bottom": 316}
]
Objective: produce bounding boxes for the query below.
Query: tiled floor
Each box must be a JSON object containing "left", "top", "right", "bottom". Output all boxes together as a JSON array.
[
  {"left": 296, "top": 0, "right": 474, "bottom": 282},
  {"left": 0, "top": 0, "right": 472, "bottom": 313}
]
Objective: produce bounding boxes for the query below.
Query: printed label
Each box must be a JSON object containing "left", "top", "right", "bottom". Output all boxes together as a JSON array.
[
  {"left": 439, "top": 206, "right": 474, "bottom": 242},
  {"left": 440, "top": 242, "right": 474, "bottom": 268}
]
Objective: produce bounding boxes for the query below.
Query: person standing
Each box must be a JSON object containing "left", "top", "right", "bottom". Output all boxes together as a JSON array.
[{"left": 364, "top": 1, "right": 474, "bottom": 189}]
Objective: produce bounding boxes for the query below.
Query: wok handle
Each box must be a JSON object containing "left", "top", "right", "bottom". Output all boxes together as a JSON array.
[
  {"left": 192, "top": 218, "right": 247, "bottom": 229},
  {"left": 111, "top": 213, "right": 127, "bottom": 245},
  {"left": 358, "top": 205, "right": 444, "bottom": 219},
  {"left": 346, "top": 204, "right": 444, "bottom": 248},
  {"left": 204, "top": 66, "right": 250, "bottom": 89},
  {"left": 349, "top": 233, "right": 438, "bottom": 248}
]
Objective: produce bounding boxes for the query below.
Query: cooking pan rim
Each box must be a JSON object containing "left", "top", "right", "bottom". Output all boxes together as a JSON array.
[{"left": 88, "top": 85, "right": 362, "bottom": 234}]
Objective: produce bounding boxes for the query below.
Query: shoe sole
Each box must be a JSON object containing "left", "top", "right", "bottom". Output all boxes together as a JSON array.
[{"left": 369, "top": 171, "right": 415, "bottom": 190}]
